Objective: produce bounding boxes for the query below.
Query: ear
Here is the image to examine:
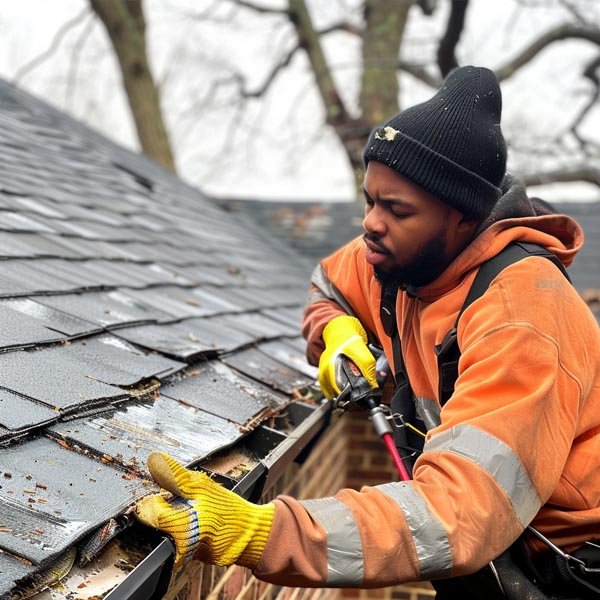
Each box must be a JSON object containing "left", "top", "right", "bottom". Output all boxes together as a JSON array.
[
  {"left": 457, "top": 217, "right": 481, "bottom": 234},
  {"left": 447, "top": 207, "right": 478, "bottom": 235},
  {"left": 446, "top": 209, "right": 480, "bottom": 258},
  {"left": 454, "top": 211, "right": 480, "bottom": 236}
]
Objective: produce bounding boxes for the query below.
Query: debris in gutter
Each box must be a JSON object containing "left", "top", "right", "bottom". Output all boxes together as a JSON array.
[
  {"left": 119, "top": 377, "right": 161, "bottom": 399},
  {"left": 203, "top": 448, "right": 259, "bottom": 480},
  {"left": 291, "top": 386, "right": 321, "bottom": 404},
  {"left": 240, "top": 405, "right": 284, "bottom": 434},
  {"left": 10, "top": 546, "right": 76, "bottom": 599},
  {"left": 78, "top": 507, "right": 136, "bottom": 568}
]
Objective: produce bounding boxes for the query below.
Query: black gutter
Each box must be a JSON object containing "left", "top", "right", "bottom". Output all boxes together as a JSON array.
[
  {"left": 104, "top": 538, "right": 174, "bottom": 600},
  {"left": 107, "top": 399, "right": 331, "bottom": 600}
]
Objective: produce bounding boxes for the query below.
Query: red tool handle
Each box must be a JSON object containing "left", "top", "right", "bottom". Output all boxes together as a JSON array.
[
  {"left": 382, "top": 431, "right": 411, "bottom": 481},
  {"left": 338, "top": 356, "right": 412, "bottom": 482}
]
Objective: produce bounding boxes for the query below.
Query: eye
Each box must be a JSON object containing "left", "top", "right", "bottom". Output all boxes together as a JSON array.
[{"left": 390, "top": 208, "right": 409, "bottom": 218}]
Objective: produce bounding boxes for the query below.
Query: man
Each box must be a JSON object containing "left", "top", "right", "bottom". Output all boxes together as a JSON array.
[{"left": 136, "top": 66, "right": 600, "bottom": 598}]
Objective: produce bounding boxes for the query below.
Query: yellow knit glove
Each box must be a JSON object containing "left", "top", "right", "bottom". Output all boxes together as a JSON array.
[
  {"left": 135, "top": 452, "right": 274, "bottom": 569},
  {"left": 318, "top": 315, "right": 377, "bottom": 399}
]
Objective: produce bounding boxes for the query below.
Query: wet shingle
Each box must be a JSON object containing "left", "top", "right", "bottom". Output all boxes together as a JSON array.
[
  {"left": 37, "top": 289, "right": 172, "bottom": 328},
  {"left": 257, "top": 338, "right": 318, "bottom": 378},
  {"left": 2, "top": 297, "right": 98, "bottom": 337},
  {"left": 0, "top": 346, "right": 125, "bottom": 412},
  {"left": 0, "top": 436, "right": 147, "bottom": 565},
  {"left": 48, "top": 394, "right": 243, "bottom": 475},
  {"left": 0, "top": 301, "right": 67, "bottom": 349},
  {"left": 115, "top": 317, "right": 255, "bottom": 360},
  {"left": 222, "top": 346, "right": 314, "bottom": 394},
  {"left": 0, "top": 388, "right": 58, "bottom": 431},
  {"left": 162, "top": 361, "right": 287, "bottom": 426},
  {"left": 63, "top": 335, "right": 185, "bottom": 385},
  {"left": 0, "top": 553, "right": 34, "bottom": 596}
]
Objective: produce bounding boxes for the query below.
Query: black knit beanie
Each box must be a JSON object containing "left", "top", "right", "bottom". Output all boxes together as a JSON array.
[{"left": 363, "top": 65, "right": 506, "bottom": 220}]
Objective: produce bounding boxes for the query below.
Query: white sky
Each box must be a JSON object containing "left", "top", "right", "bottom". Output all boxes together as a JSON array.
[{"left": 0, "top": 0, "right": 598, "bottom": 203}]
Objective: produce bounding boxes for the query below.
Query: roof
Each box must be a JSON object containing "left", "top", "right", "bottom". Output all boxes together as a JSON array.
[{"left": 0, "top": 81, "right": 320, "bottom": 597}]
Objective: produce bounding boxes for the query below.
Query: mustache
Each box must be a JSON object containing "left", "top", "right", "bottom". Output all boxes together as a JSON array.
[{"left": 363, "top": 233, "right": 391, "bottom": 254}]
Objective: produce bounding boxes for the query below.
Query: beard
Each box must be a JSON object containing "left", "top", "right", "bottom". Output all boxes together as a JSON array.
[{"left": 373, "top": 228, "right": 449, "bottom": 291}]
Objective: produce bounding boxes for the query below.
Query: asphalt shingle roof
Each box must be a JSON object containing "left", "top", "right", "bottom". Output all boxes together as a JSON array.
[{"left": 0, "top": 81, "right": 318, "bottom": 596}]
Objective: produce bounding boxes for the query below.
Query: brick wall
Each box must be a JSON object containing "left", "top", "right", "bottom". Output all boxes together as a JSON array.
[
  {"left": 167, "top": 412, "right": 434, "bottom": 600},
  {"left": 345, "top": 410, "right": 398, "bottom": 490}
]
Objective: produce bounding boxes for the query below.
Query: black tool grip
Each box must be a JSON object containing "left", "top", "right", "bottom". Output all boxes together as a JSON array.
[{"left": 338, "top": 356, "right": 381, "bottom": 409}]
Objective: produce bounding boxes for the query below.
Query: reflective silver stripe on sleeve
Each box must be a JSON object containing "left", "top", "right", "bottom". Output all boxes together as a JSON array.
[
  {"left": 376, "top": 482, "right": 453, "bottom": 579},
  {"left": 307, "top": 264, "right": 356, "bottom": 317},
  {"left": 300, "top": 497, "right": 364, "bottom": 586},
  {"left": 414, "top": 396, "right": 441, "bottom": 430},
  {"left": 424, "top": 424, "right": 541, "bottom": 526}
]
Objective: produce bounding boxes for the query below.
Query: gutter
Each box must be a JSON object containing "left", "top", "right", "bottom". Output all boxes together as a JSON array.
[{"left": 37, "top": 399, "right": 331, "bottom": 600}]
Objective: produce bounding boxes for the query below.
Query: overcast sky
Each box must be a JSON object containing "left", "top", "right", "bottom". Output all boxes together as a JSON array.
[{"left": 0, "top": 0, "right": 598, "bottom": 203}]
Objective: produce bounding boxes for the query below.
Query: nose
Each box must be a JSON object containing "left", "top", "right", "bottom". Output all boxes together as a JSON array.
[{"left": 362, "top": 204, "right": 386, "bottom": 236}]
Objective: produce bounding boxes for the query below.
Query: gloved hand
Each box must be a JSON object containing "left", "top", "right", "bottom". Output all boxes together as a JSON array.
[
  {"left": 318, "top": 315, "right": 377, "bottom": 400},
  {"left": 135, "top": 452, "right": 274, "bottom": 569}
]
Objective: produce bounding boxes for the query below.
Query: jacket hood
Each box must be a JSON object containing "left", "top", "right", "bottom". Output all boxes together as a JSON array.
[{"left": 413, "top": 173, "right": 584, "bottom": 302}]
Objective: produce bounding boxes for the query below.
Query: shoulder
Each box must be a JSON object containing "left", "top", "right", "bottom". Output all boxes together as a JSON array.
[{"left": 460, "top": 254, "right": 597, "bottom": 354}]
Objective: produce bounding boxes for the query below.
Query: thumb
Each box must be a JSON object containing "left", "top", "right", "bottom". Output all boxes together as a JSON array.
[
  {"left": 147, "top": 452, "right": 206, "bottom": 498},
  {"left": 135, "top": 493, "right": 173, "bottom": 529}
]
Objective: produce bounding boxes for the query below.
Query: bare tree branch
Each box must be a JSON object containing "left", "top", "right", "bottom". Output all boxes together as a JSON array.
[
  {"left": 398, "top": 62, "right": 441, "bottom": 87},
  {"left": 243, "top": 44, "right": 302, "bottom": 98},
  {"left": 13, "top": 8, "right": 90, "bottom": 84},
  {"left": 437, "top": 0, "right": 469, "bottom": 77},
  {"left": 496, "top": 23, "right": 600, "bottom": 81},
  {"left": 557, "top": 0, "right": 588, "bottom": 24},
  {"left": 226, "top": 0, "right": 290, "bottom": 16},
  {"left": 288, "top": 0, "right": 349, "bottom": 126},
  {"left": 571, "top": 54, "right": 600, "bottom": 148},
  {"left": 124, "top": 0, "right": 146, "bottom": 29},
  {"left": 416, "top": 0, "right": 438, "bottom": 16},
  {"left": 65, "top": 14, "right": 96, "bottom": 109}
]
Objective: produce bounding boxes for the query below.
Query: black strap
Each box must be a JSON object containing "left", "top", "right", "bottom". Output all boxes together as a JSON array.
[
  {"left": 435, "top": 242, "right": 570, "bottom": 405},
  {"left": 380, "top": 242, "right": 572, "bottom": 595},
  {"left": 382, "top": 242, "right": 571, "bottom": 418},
  {"left": 458, "top": 242, "right": 569, "bottom": 325},
  {"left": 382, "top": 285, "right": 424, "bottom": 476}
]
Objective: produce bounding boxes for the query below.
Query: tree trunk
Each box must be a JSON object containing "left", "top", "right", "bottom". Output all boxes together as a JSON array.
[
  {"left": 288, "top": 0, "right": 366, "bottom": 195},
  {"left": 287, "top": 0, "right": 415, "bottom": 197},
  {"left": 90, "top": 0, "right": 176, "bottom": 172},
  {"left": 357, "top": 0, "right": 412, "bottom": 194}
]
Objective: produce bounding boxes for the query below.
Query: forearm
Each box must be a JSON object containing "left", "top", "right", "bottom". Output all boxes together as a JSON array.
[
  {"left": 253, "top": 489, "right": 422, "bottom": 588},
  {"left": 302, "top": 294, "right": 347, "bottom": 366}
]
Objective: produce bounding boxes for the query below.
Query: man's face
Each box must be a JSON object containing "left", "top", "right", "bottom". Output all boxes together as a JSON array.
[{"left": 362, "top": 161, "right": 465, "bottom": 289}]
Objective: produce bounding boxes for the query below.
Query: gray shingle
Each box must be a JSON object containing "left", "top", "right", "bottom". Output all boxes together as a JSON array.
[
  {"left": 0, "top": 346, "right": 126, "bottom": 412},
  {"left": 0, "top": 78, "right": 319, "bottom": 596},
  {"left": 0, "top": 436, "right": 147, "bottom": 566},
  {"left": 162, "top": 361, "right": 287, "bottom": 426},
  {"left": 47, "top": 393, "right": 243, "bottom": 475},
  {"left": 37, "top": 290, "right": 171, "bottom": 328},
  {"left": 115, "top": 317, "right": 255, "bottom": 360},
  {"left": 0, "top": 388, "right": 58, "bottom": 431},
  {"left": 221, "top": 347, "right": 314, "bottom": 394}
]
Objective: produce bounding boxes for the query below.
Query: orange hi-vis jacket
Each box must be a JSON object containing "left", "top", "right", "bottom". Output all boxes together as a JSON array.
[{"left": 251, "top": 210, "right": 600, "bottom": 589}]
